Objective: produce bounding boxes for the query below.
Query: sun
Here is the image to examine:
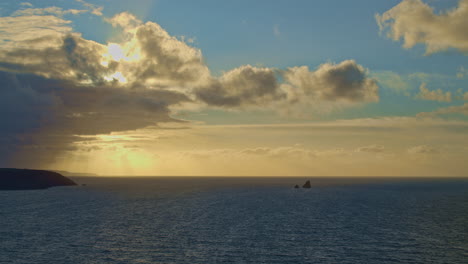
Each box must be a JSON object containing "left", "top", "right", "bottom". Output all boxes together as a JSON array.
[
  {"left": 100, "top": 42, "right": 142, "bottom": 83},
  {"left": 104, "top": 71, "right": 127, "bottom": 83},
  {"left": 103, "top": 42, "right": 141, "bottom": 63},
  {"left": 107, "top": 43, "right": 127, "bottom": 61}
]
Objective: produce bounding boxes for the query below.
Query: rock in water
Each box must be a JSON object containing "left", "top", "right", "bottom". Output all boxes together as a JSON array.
[
  {"left": 294, "top": 185, "right": 300, "bottom": 189},
  {"left": 303, "top": 180, "right": 312, "bottom": 188},
  {"left": 0, "top": 168, "right": 77, "bottom": 190}
]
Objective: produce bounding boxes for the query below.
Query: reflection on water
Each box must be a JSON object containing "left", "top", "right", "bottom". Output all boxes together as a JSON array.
[{"left": 1, "top": 177, "right": 467, "bottom": 263}]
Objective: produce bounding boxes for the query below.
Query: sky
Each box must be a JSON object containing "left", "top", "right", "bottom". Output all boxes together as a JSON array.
[{"left": 0, "top": 0, "right": 467, "bottom": 176}]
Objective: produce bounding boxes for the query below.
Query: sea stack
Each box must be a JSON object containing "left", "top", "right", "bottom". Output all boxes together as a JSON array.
[
  {"left": 303, "top": 180, "right": 312, "bottom": 188},
  {"left": 294, "top": 185, "right": 300, "bottom": 189},
  {"left": 0, "top": 168, "right": 77, "bottom": 190}
]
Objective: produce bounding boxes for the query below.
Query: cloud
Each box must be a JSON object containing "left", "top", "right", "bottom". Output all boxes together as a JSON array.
[
  {"left": 241, "top": 146, "right": 316, "bottom": 159},
  {"left": 13, "top": 7, "right": 88, "bottom": 17},
  {"left": 0, "top": 7, "right": 381, "bottom": 168},
  {"left": 75, "top": 0, "right": 103, "bottom": 16},
  {"left": 0, "top": 31, "right": 110, "bottom": 84},
  {"left": 417, "top": 103, "right": 468, "bottom": 118},
  {"left": 355, "top": 144, "right": 385, "bottom": 153},
  {"left": 165, "top": 143, "right": 451, "bottom": 176},
  {"left": 415, "top": 83, "right": 451, "bottom": 102},
  {"left": 0, "top": 15, "right": 111, "bottom": 84},
  {"left": 179, "top": 146, "right": 341, "bottom": 162},
  {"left": 20, "top": 2, "right": 33, "bottom": 7},
  {"left": 106, "top": 12, "right": 141, "bottom": 31},
  {"left": 376, "top": 0, "right": 468, "bottom": 54},
  {"left": 101, "top": 12, "right": 211, "bottom": 90},
  {"left": 196, "top": 60, "right": 379, "bottom": 110},
  {"left": 0, "top": 11, "right": 210, "bottom": 87},
  {"left": 0, "top": 11, "right": 203, "bottom": 166},
  {"left": 128, "top": 18, "right": 211, "bottom": 87},
  {"left": 1, "top": 10, "right": 379, "bottom": 110},
  {"left": 195, "top": 65, "right": 283, "bottom": 107},
  {"left": 457, "top": 66, "right": 468, "bottom": 79},
  {"left": 374, "top": 71, "right": 464, "bottom": 103},
  {"left": 0, "top": 70, "right": 191, "bottom": 167},
  {"left": 408, "top": 145, "right": 438, "bottom": 154},
  {"left": 0, "top": 15, "right": 73, "bottom": 51},
  {"left": 51, "top": 119, "right": 468, "bottom": 176},
  {"left": 373, "top": 71, "right": 411, "bottom": 95},
  {"left": 14, "top": 0, "right": 104, "bottom": 17},
  {"left": 283, "top": 60, "right": 379, "bottom": 103}
]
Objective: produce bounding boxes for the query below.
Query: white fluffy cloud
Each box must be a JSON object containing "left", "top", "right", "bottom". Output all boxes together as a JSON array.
[
  {"left": 75, "top": 0, "right": 103, "bottom": 16},
  {"left": 283, "top": 60, "right": 379, "bottom": 103},
  {"left": 195, "top": 65, "right": 283, "bottom": 107},
  {"left": 0, "top": 15, "right": 73, "bottom": 51},
  {"left": 0, "top": 10, "right": 379, "bottom": 109},
  {"left": 194, "top": 60, "right": 379, "bottom": 109},
  {"left": 283, "top": 60, "right": 379, "bottom": 108},
  {"left": 415, "top": 83, "right": 451, "bottom": 102},
  {"left": 376, "top": 0, "right": 468, "bottom": 54},
  {"left": 0, "top": 11, "right": 211, "bottom": 87}
]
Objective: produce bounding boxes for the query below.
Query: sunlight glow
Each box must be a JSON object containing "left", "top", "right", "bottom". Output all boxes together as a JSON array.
[
  {"left": 104, "top": 71, "right": 127, "bottom": 83},
  {"left": 103, "top": 42, "right": 141, "bottom": 63},
  {"left": 100, "top": 42, "right": 142, "bottom": 83},
  {"left": 108, "top": 43, "right": 126, "bottom": 61}
]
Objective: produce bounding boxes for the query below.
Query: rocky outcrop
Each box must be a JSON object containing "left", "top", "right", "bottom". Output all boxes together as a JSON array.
[
  {"left": 0, "top": 168, "right": 77, "bottom": 190},
  {"left": 302, "top": 180, "right": 312, "bottom": 188}
]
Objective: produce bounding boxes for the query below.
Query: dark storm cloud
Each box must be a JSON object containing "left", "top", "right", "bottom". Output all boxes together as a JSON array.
[
  {"left": 0, "top": 71, "right": 190, "bottom": 132},
  {"left": 62, "top": 35, "right": 110, "bottom": 84},
  {"left": 0, "top": 70, "right": 190, "bottom": 167}
]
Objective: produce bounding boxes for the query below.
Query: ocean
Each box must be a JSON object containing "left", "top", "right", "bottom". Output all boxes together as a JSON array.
[{"left": 1, "top": 177, "right": 467, "bottom": 263}]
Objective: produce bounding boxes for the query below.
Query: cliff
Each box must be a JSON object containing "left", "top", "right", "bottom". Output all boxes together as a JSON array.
[{"left": 0, "top": 168, "right": 77, "bottom": 190}]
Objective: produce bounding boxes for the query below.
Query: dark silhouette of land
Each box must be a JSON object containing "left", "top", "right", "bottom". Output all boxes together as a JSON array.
[
  {"left": 0, "top": 168, "right": 77, "bottom": 190},
  {"left": 303, "top": 180, "right": 312, "bottom": 188},
  {"left": 53, "top": 170, "right": 98, "bottom": 177}
]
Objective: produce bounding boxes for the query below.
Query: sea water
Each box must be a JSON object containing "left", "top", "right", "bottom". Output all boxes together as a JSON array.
[{"left": 0, "top": 177, "right": 467, "bottom": 263}]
